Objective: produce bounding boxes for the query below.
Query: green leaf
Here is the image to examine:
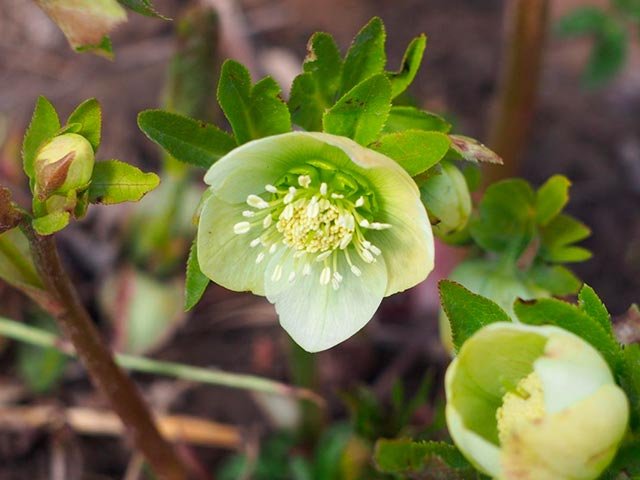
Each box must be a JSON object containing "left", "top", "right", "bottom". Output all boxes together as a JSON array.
[
  {"left": 289, "top": 32, "right": 343, "bottom": 131},
  {"left": 370, "top": 130, "right": 450, "bottom": 176},
  {"left": 0, "top": 188, "right": 23, "bottom": 234},
  {"left": 535, "top": 175, "right": 570, "bottom": 225},
  {"left": 529, "top": 264, "right": 581, "bottom": 296},
  {"left": 556, "top": 7, "right": 608, "bottom": 36},
  {"left": 469, "top": 179, "right": 536, "bottom": 257},
  {"left": 32, "top": 211, "right": 70, "bottom": 236},
  {"left": 74, "top": 35, "right": 115, "bottom": 59},
  {"left": 374, "top": 439, "right": 478, "bottom": 478},
  {"left": 88, "top": 160, "right": 159, "bottom": 205},
  {"left": 117, "top": 0, "right": 169, "bottom": 18},
  {"left": 18, "top": 316, "right": 67, "bottom": 394},
  {"left": 323, "top": 74, "right": 391, "bottom": 146},
  {"left": 584, "top": 18, "right": 628, "bottom": 88},
  {"left": 382, "top": 106, "right": 451, "bottom": 134},
  {"left": 539, "top": 213, "right": 592, "bottom": 263},
  {"left": 138, "top": 110, "right": 236, "bottom": 168},
  {"left": 439, "top": 280, "right": 511, "bottom": 352},
  {"left": 578, "top": 284, "right": 615, "bottom": 337},
  {"left": 619, "top": 345, "right": 640, "bottom": 429},
  {"left": 600, "top": 439, "right": 640, "bottom": 480},
  {"left": 340, "top": 17, "right": 386, "bottom": 95},
  {"left": 185, "top": 240, "right": 209, "bottom": 311},
  {"left": 67, "top": 98, "right": 101, "bottom": 150},
  {"left": 513, "top": 298, "right": 622, "bottom": 371},
  {"left": 387, "top": 35, "right": 426, "bottom": 98},
  {"left": 449, "top": 135, "right": 503, "bottom": 164},
  {"left": 613, "top": 0, "right": 640, "bottom": 19},
  {"left": 217, "top": 60, "right": 291, "bottom": 144},
  {"left": 22, "top": 96, "right": 60, "bottom": 183}
]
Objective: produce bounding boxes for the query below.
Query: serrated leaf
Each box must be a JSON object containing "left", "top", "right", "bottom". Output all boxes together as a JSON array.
[
  {"left": 22, "top": 96, "right": 60, "bottom": 183},
  {"left": 374, "top": 439, "right": 477, "bottom": 478},
  {"left": 340, "top": 17, "right": 386, "bottom": 95},
  {"left": 289, "top": 32, "right": 343, "bottom": 131},
  {"left": 539, "top": 213, "right": 592, "bottom": 263},
  {"left": 578, "top": 284, "right": 615, "bottom": 337},
  {"left": 583, "top": 18, "right": 628, "bottom": 88},
  {"left": 0, "top": 188, "right": 23, "bottom": 234},
  {"left": 439, "top": 280, "right": 511, "bottom": 352},
  {"left": 556, "top": 7, "right": 608, "bottom": 36},
  {"left": 469, "top": 179, "right": 536, "bottom": 257},
  {"left": 382, "top": 106, "right": 451, "bottom": 134},
  {"left": 529, "top": 264, "right": 581, "bottom": 296},
  {"left": 535, "top": 175, "right": 570, "bottom": 225},
  {"left": 67, "top": 98, "right": 101, "bottom": 151},
  {"left": 138, "top": 110, "right": 236, "bottom": 168},
  {"left": 449, "top": 135, "right": 503, "bottom": 164},
  {"left": 185, "top": 240, "right": 209, "bottom": 311},
  {"left": 323, "top": 74, "right": 391, "bottom": 146},
  {"left": 35, "top": 0, "right": 127, "bottom": 56},
  {"left": 513, "top": 298, "right": 622, "bottom": 371},
  {"left": 217, "top": 60, "right": 291, "bottom": 144},
  {"left": 370, "top": 130, "right": 450, "bottom": 176},
  {"left": 117, "top": 0, "right": 168, "bottom": 19},
  {"left": 387, "top": 35, "right": 426, "bottom": 98},
  {"left": 32, "top": 211, "right": 70, "bottom": 236},
  {"left": 619, "top": 345, "right": 640, "bottom": 429},
  {"left": 88, "top": 160, "right": 159, "bottom": 204}
]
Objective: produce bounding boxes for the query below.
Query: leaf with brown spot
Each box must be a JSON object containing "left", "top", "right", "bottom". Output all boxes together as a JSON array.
[
  {"left": 35, "top": 0, "right": 127, "bottom": 57},
  {"left": 450, "top": 135, "right": 503, "bottom": 165}
]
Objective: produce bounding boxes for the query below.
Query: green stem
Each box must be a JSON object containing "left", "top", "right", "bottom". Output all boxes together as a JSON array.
[
  {"left": 0, "top": 315, "right": 324, "bottom": 406},
  {"left": 21, "top": 225, "right": 189, "bottom": 480}
]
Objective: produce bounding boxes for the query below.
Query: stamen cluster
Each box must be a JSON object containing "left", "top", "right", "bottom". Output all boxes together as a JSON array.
[{"left": 233, "top": 171, "right": 391, "bottom": 290}]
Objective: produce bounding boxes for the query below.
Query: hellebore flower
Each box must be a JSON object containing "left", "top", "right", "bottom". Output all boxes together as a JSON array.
[
  {"left": 197, "top": 132, "right": 434, "bottom": 352},
  {"left": 446, "top": 322, "right": 628, "bottom": 480},
  {"left": 34, "top": 133, "right": 95, "bottom": 200}
]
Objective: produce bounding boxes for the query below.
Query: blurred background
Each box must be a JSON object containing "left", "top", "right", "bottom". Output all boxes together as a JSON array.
[{"left": 0, "top": 0, "right": 639, "bottom": 478}]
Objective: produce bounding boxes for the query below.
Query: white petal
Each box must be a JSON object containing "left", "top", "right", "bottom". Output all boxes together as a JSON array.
[{"left": 264, "top": 250, "right": 388, "bottom": 352}]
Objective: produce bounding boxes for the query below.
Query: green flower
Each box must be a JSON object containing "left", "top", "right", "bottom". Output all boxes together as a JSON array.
[
  {"left": 446, "top": 322, "right": 628, "bottom": 480},
  {"left": 197, "top": 132, "right": 434, "bottom": 352}
]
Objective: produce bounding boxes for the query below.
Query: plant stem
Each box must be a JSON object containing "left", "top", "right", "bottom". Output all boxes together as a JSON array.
[
  {"left": 21, "top": 226, "right": 189, "bottom": 480},
  {"left": 0, "top": 315, "right": 324, "bottom": 405},
  {"left": 485, "top": 0, "right": 549, "bottom": 185}
]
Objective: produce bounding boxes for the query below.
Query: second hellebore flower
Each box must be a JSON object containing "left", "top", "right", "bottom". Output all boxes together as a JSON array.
[
  {"left": 197, "top": 132, "right": 434, "bottom": 352},
  {"left": 446, "top": 322, "right": 629, "bottom": 480}
]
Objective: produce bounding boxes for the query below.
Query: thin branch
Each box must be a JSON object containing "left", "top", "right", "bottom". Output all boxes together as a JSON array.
[
  {"left": 485, "top": 0, "right": 549, "bottom": 185},
  {"left": 0, "top": 315, "right": 325, "bottom": 406},
  {"left": 20, "top": 225, "right": 189, "bottom": 480}
]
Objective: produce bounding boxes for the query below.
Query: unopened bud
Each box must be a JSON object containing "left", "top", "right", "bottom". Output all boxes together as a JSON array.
[{"left": 34, "top": 133, "right": 94, "bottom": 200}]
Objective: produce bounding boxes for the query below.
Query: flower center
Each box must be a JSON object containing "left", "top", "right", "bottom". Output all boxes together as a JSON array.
[
  {"left": 496, "top": 371, "right": 545, "bottom": 445},
  {"left": 232, "top": 171, "right": 391, "bottom": 289}
]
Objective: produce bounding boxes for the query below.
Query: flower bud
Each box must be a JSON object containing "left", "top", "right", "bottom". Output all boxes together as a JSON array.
[
  {"left": 446, "top": 322, "right": 628, "bottom": 480},
  {"left": 34, "top": 133, "right": 95, "bottom": 200},
  {"left": 439, "top": 259, "right": 548, "bottom": 354},
  {"left": 419, "top": 161, "right": 471, "bottom": 237}
]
